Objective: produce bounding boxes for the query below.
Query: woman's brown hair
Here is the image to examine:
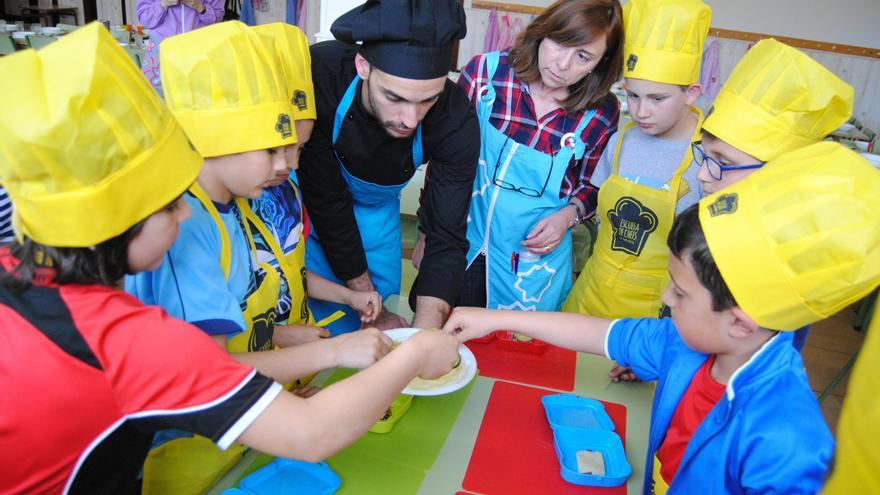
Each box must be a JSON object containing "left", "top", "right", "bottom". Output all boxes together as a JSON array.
[{"left": 509, "top": 0, "right": 624, "bottom": 112}]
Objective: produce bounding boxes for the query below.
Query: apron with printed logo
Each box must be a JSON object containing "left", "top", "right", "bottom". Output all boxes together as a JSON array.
[
  {"left": 563, "top": 114, "right": 701, "bottom": 318},
  {"left": 142, "top": 182, "right": 282, "bottom": 495}
]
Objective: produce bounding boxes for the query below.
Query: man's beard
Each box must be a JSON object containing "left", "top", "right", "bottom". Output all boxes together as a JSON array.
[{"left": 364, "top": 77, "right": 414, "bottom": 138}]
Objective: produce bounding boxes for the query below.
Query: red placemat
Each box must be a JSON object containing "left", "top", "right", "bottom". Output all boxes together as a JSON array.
[
  {"left": 462, "top": 381, "right": 628, "bottom": 495},
  {"left": 465, "top": 339, "right": 577, "bottom": 391}
]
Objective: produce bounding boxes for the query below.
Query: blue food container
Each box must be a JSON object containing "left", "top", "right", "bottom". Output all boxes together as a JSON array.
[
  {"left": 233, "top": 458, "right": 341, "bottom": 494},
  {"left": 541, "top": 394, "right": 616, "bottom": 431},
  {"left": 552, "top": 425, "right": 632, "bottom": 487},
  {"left": 541, "top": 393, "right": 631, "bottom": 487}
]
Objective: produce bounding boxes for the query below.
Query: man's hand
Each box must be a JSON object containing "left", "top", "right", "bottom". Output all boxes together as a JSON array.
[
  {"left": 160, "top": 0, "right": 179, "bottom": 8},
  {"left": 411, "top": 295, "right": 451, "bottom": 329},
  {"left": 411, "top": 231, "right": 426, "bottom": 270},
  {"left": 371, "top": 308, "right": 410, "bottom": 330}
]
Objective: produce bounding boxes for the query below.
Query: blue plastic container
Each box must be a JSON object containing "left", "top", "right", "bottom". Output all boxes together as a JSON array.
[
  {"left": 233, "top": 458, "right": 341, "bottom": 495},
  {"left": 541, "top": 393, "right": 631, "bottom": 487},
  {"left": 541, "top": 394, "right": 616, "bottom": 431},
  {"left": 552, "top": 425, "right": 632, "bottom": 487}
]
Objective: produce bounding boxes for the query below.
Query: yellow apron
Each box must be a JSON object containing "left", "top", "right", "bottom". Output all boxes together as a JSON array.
[
  {"left": 564, "top": 112, "right": 701, "bottom": 318},
  {"left": 143, "top": 183, "right": 284, "bottom": 495},
  {"left": 651, "top": 455, "right": 671, "bottom": 494},
  {"left": 236, "top": 185, "right": 317, "bottom": 389}
]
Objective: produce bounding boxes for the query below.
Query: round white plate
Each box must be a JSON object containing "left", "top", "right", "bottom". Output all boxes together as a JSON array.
[{"left": 385, "top": 327, "right": 477, "bottom": 396}]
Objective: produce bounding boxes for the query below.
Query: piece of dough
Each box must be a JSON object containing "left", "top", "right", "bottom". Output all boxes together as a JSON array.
[{"left": 576, "top": 450, "right": 605, "bottom": 475}]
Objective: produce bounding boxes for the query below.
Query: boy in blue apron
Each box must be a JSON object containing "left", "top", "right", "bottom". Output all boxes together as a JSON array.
[
  {"left": 297, "top": 0, "right": 479, "bottom": 334},
  {"left": 445, "top": 142, "right": 880, "bottom": 494}
]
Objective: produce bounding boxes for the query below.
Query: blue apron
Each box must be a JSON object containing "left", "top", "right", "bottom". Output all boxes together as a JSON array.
[
  {"left": 306, "top": 75, "right": 423, "bottom": 334},
  {"left": 466, "top": 51, "right": 595, "bottom": 311}
]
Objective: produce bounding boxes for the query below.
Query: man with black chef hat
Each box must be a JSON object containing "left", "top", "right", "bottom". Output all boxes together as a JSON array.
[{"left": 298, "top": 0, "right": 480, "bottom": 334}]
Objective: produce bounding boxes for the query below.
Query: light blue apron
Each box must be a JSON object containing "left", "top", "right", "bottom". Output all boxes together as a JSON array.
[
  {"left": 466, "top": 51, "right": 595, "bottom": 311},
  {"left": 305, "top": 75, "right": 423, "bottom": 335}
]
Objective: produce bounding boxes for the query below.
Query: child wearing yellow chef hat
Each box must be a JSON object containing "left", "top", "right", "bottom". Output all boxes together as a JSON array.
[
  {"left": 563, "top": 0, "right": 711, "bottom": 382},
  {"left": 247, "top": 23, "right": 380, "bottom": 360},
  {"left": 0, "top": 22, "right": 461, "bottom": 494},
  {"left": 564, "top": 0, "right": 711, "bottom": 321},
  {"left": 696, "top": 38, "right": 854, "bottom": 196},
  {"left": 123, "top": 21, "right": 396, "bottom": 494},
  {"left": 445, "top": 142, "right": 880, "bottom": 493},
  {"left": 694, "top": 38, "right": 854, "bottom": 351}
]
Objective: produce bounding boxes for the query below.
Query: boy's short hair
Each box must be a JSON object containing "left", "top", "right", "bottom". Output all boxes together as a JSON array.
[
  {"left": 1, "top": 222, "right": 145, "bottom": 291},
  {"left": 667, "top": 204, "right": 737, "bottom": 311}
]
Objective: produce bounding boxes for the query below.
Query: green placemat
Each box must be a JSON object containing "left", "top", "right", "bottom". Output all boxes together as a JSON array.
[
  {"left": 328, "top": 449, "right": 425, "bottom": 495},
  {"left": 324, "top": 368, "right": 477, "bottom": 471}
]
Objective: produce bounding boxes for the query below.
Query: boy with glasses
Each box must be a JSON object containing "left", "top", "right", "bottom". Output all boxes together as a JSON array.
[
  {"left": 695, "top": 38, "right": 853, "bottom": 196},
  {"left": 693, "top": 38, "right": 853, "bottom": 351}
]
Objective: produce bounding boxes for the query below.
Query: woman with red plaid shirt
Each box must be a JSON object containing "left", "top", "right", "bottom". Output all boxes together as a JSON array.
[{"left": 451, "top": 0, "right": 624, "bottom": 311}]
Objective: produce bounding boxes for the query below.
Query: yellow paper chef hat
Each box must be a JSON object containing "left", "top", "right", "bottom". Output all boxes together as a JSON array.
[
  {"left": 254, "top": 23, "right": 316, "bottom": 121},
  {"left": 623, "top": 0, "right": 711, "bottom": 85},
  {"left": 702, "top": 38, "right": 854, "bottom": 162},
  {"left": 0, "top": 22, "right": 201, "bottom": 248},
  {"left": 160, "top": 21, "right": 296, "bottom": 158},
  {"left": 700, "top": 142, "right": 880, "bottom": 330}
]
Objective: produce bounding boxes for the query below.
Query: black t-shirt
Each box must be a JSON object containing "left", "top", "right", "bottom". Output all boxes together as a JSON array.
[{"left": 298, "top": 41, "right": 480, "bottom": 305}]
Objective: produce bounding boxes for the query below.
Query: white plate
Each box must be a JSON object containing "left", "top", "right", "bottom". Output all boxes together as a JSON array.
[
  {"left": 41, "top": 27, "right": 61, "bottom": 35},
  {"left": 385, "top": 327, "right": 477, "bottom": 396},
  {"left": 837, "top": 122, "right": 856, "bottom": 133}
]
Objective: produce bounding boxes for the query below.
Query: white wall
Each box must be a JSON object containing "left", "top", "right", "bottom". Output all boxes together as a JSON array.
[
  {"left": 463, "top": 0, "right": 880, "bottom": 49},
  {"left": 459, "top": 0, "right": 880, "bottom": 131}
]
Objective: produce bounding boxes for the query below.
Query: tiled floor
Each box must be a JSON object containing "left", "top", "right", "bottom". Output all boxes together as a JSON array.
[{"left": 399, "top": 215, "right": 866, "bottom": 436}]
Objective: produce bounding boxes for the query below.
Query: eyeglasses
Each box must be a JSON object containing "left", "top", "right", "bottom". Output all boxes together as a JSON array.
[
  {"left": 492, "top": 134, "right": 557, "bottom": 198},
  {"left": 692, "top": 142, "right": 764, "bottom": 180}
]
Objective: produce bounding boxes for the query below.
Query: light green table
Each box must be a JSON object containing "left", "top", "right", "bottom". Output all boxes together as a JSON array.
[{"left": 209, "top": 296, "right": 654, "bottom": 494}]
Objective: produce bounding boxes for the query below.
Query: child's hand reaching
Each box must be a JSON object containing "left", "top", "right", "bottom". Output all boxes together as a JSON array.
[
  {"left": 442, "top": 307, "right": 500, "bottom": 342},
  {"left": 344, "top": 289, "right": 381, "bottom": 323},
  {"left": 330, "top": 328, "right": 394, "bottom": 369},
  {"left": 609, "top": 363, "right": 639, "bottom": 382},
  {"left": 273, "top": 324, "right": 331, "bottom": 348}
]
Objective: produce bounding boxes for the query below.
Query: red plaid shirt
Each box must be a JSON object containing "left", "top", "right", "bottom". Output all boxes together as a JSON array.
[{"left": 457, "top": 51, "right": 619, "bottom": 216}]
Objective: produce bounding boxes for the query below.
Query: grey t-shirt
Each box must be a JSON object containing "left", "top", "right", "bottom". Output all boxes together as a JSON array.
[{"left": 590, "top": 126, "right": 701, "bottom": 214}]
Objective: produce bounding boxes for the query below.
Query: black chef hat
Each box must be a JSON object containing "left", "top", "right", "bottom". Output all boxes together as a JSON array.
[{"left": 331, "top": 0, "right": 467, "bottom": 80}]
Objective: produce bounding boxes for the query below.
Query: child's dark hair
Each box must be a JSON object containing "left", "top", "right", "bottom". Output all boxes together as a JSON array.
[
  {"left": 0, "top": 221, "right": 145, "bottom": 291},
  {"left": 667, "top": 204, "right": 737, "bottom": 311}
]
